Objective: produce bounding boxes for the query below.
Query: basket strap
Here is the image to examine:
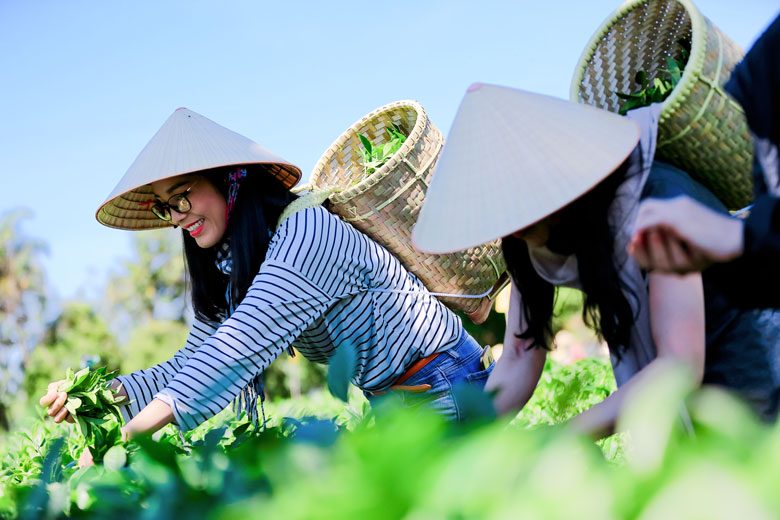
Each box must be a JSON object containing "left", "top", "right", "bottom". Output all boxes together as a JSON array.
[
  {"left": 367, "top": 272, "right": 509, "bottom": 301},
  {"left": 343, "top": 136, "right": 445, "bottom": 222},
  {"left": 276, "top": 186, "right": 340, "bottom": 229},
  {"left": 367, "top": 286, "right": 492, "bottom": 299}
]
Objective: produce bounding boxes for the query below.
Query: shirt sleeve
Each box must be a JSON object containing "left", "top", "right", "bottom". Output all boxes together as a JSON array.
[
  {"left": 710, "top": 14, "right": 780, "bottom": 307},
  {"left": 154, "top": 261, "right": 335, "bottom": 430},
  {"left": 724, "top": 14, "right": 780, "bottom": 147},
  {"left": 153, "top": 207, "right": 350, "bottom": 430},
  {"left": 114, "top": 318, "right": 217, "bottom": 423},
  {"left": 706, "top": 192, "right": 780, "bottom": 308}
]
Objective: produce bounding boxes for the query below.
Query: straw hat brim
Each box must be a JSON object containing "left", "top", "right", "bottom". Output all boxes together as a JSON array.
[
  {"left": 411, "top": 83, "right": 641, "bottom": 254},
  {"left": 96, "top": 108, "right": 302, "bottom": 231}
]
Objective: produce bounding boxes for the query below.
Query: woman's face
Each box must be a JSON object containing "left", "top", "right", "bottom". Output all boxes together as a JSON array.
[{"left": 151, "top": 174, "right": 227, "bottom": 248}]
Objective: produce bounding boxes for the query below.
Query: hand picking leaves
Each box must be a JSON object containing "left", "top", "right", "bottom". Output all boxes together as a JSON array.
[{"left": 56, "top": 366, "right": 126, "bottom": 463}]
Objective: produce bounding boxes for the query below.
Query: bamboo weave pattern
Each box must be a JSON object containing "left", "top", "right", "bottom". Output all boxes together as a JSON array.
[
  {"left": 571, "top": 0, "right": 753, "bottom": 209},
  {"left": 309, "top": 101, "right": 506, "bottom": 318}
]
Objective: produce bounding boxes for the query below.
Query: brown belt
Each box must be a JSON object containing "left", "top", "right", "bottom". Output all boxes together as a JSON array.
[{"left": 369, "top": 352, "right": 441, "bottom": 396}]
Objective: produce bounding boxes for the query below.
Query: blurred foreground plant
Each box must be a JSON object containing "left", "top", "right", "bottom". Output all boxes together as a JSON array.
[{"left": 4, "top": 360, "right": 780, "bottom": 519}]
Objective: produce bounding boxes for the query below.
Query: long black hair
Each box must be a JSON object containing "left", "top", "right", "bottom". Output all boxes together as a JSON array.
[
  {"left": 501, "top": 162, "right": 637, "bottom": 359},
  {"left": 182, "top": 166, "right": 298, "bottom": 324}
]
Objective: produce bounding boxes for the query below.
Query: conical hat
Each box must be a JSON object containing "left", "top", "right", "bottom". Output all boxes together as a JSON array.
[
  {"left": 96, "top": 107, "right": 302, "bottom": 230},
  {"left": 411, "top": 83, "right": 641, "bottom": 254}
]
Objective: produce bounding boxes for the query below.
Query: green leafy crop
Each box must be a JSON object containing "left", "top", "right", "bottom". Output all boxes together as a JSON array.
[
  {"left": 616, "top": 39, "right": 690, "bottom": 115},
  {"left": 7, "top": 359, "right": 780, "bottom": 519},
  {"left": 357, "top": 123, "right": 407, "bottom": 181},
  {"left": 57, "top": 367, "right": 125, "bottom": 463}
]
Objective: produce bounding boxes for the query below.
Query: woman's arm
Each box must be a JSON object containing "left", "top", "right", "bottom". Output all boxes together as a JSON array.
[
  {"left": 80, "top": 398, "right": 175, "bottom": 465},
  {"left": 120, "top": 399, "right": 174, "bottom": 439},
  {"left": 486, "top": 282, "right": 547, "bottom": 415},
  {"left": 569, "top": 271, "right": 705, "bottom": 437},
  {"left": 113, "top": 318, "right": 217, "bottom": 422},
  {"left": 629, "top": 196, "right": 744, "bottom": 273},
  {"left": 154, "top": 261, "right": 333, "bottom": 431}
]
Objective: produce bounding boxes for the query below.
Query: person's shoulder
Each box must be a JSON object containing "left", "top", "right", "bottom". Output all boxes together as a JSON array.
[
  {"left": 276, "top": 205, "right": 345, "bottom": 237},
  {"left": 268, "top": 205, "right": 359, "bottom": 266},
  {"left": 642, "top": 161, "right": 727, "bottom": 213}
]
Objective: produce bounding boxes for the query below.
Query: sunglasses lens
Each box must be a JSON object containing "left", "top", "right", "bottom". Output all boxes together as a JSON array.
[
  {"left": 151, "top": 204, "right": 171, "bottom": 221},
  {"left": 175, "top": 196, "right": 191, "bottom": 213}
]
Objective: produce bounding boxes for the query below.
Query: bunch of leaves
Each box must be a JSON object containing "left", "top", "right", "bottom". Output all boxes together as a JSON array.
[
  {"left": 616, "top": 39, "right": 691, "bottom": 115},
  {"left": 57, "top": 366, "right": 125, "bottom": 463},
  {"left": 356, "top": 123, "right": 407, "bottom": 180}
]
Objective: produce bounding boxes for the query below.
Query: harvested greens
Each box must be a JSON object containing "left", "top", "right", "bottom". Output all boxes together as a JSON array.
[
  {"left": 357, "top": 123, "right": 407, "bottom": 180},
  {"left": 616, "top": 39, "right": 690, "bottom": 115},
  {"left": 57, "top": 366, "right": 126, "bottom": 463}
]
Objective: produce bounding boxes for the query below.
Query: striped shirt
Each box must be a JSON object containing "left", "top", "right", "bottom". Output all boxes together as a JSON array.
[{"left": 116, "top": 206, "right": 462, "bottom": 430}]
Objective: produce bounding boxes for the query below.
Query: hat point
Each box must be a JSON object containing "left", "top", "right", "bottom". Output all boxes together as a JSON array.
[{"left": 467, "top": 82, "right": 483, "bottom": 92}]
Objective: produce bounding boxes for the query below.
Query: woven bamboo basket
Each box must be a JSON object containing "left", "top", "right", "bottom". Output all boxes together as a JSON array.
[
  {"left": 307, "top": 100, "right": 507, "bottom": 323},
  {"left": 571, "top": 0, "right": 753, "bottom": 210}
]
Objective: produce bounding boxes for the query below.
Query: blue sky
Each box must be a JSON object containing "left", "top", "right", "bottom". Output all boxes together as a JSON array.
[{"left": 1, "top": 0, "right": 777, "bottom": 301}]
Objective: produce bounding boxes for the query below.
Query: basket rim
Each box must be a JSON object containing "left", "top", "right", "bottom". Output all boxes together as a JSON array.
[
  {"left": 308, "top": 99, "right": 429, "bottom": 204},
  {"left": 569, "top": 0, "right": 707, "bottom": 119}
]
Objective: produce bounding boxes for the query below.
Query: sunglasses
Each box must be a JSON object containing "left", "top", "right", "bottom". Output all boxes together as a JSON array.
[{"left": 151, "top": 179, "right": 199, "bottom": 222}]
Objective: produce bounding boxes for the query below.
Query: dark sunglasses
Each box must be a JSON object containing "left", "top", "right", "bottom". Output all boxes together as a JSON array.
[{"left": 151, "top": 179, "right": 199, "bottom": 222}]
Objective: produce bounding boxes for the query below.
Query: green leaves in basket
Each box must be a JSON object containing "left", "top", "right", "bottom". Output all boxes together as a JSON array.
[
  {"left": 357, "top": 123, "right": 407, "bottom": 181},
  {"left": 56, "top": 366, "right": 126, "bottom": 464},
  {"left": 616, "top": 39, "right": 690, "bottom": 115}
]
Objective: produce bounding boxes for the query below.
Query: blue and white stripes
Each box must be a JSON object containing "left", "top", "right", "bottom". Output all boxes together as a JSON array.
[{"left": 117, "top": 206, "right": 461, "bottom": 430}]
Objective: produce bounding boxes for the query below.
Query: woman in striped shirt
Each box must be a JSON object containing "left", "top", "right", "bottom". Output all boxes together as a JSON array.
[{"left": 40, "top": 108, "right": 493, "bottom": 444}]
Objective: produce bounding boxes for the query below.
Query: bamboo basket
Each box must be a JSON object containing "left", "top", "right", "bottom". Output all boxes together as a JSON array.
[
  {"left": 571, "top": 0, "right": 753, "bottom": 210},
  {"left": 307, "top": 100, "right": 507, "bottom": 323}
]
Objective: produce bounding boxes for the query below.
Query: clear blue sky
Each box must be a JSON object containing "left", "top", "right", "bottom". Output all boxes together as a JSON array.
[{"left": 1, "top": 0, "right": 777, "bottom": 301}]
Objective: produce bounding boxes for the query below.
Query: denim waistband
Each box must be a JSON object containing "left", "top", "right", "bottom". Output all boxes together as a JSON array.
[{"left": 426, "top": 329, "right": 482, "bottom": 369}]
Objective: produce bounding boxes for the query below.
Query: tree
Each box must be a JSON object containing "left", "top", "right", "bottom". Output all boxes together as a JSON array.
[
  {"left": 0, "top": 210, "right": 50, "bottom": 429},
  {"left": 23, "top": 302, "right": 121, "bottom": 404},
  {"left": 102, "top": 230, "right": 188, "bottom": 338},
  {"left": 121, "top": 320, "right": 189, "bottom": 374}
]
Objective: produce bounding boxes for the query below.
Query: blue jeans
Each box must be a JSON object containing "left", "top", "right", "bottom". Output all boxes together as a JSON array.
[{"left": 367, "top": 329, "right": 495, "bottom": 421}]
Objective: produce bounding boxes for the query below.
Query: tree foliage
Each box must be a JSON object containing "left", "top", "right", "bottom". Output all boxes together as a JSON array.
[
  {"left": 0, "top": 210, "right": 50, "bottom": 429},
  {"left": 120, "top": 320, "right": 189, "bottom": 374},
  {"left": 101, "top": 230, "right": 188, "bottom": 336},
  {"left": 24, "top": 302, "right": 121, "bottom": 404}
]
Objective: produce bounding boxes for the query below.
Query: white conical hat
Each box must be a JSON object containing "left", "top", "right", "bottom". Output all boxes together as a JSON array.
[
  {"left": 411, "top": 83, "right": 641, "bottom": 254},
  {"left": 96, "top": 107, "right": 302, "bottom": 230}
]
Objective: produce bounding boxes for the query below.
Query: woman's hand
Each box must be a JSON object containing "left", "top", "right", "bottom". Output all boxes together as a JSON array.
[
  {"left": 628, "top": 196, "right": 744, "bottom": 273},
  {"left": 39, "top": 380, "right": 74, "bottom": 424},
  {"left": 485, "top": 283, "right": 547, "bottom": 415},
  {"left": 40, "top": 378, "right": 127, "bottom": 424}
]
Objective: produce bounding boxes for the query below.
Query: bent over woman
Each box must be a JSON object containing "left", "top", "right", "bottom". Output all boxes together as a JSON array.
[
  {"left": 413, "top": 84, "right": 780, "bottom": 435},
  {"left": 41, "top": 107, "right": 493, "bottom": 441}
]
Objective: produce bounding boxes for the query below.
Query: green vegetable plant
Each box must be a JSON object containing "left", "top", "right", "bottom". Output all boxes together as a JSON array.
[
  {"left": 8, "top": 359, "right": 780, "bottom": 519},
  {"left": 616, "top": 39, "right": 690, "bottom": 115},
  {"left": 356, "top": 123, "right": 407, "bottom": 181},
  {"left": 56, "top": 367, "right": 126, "bottom": 463}
]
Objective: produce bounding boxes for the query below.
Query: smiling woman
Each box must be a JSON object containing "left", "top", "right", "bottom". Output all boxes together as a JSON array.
[
  {"left": 39, "top": 107, "right": 495, "bottom": 456},
  {"left": 150, "top": 176, "right": 226, "bottom": 247}
]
